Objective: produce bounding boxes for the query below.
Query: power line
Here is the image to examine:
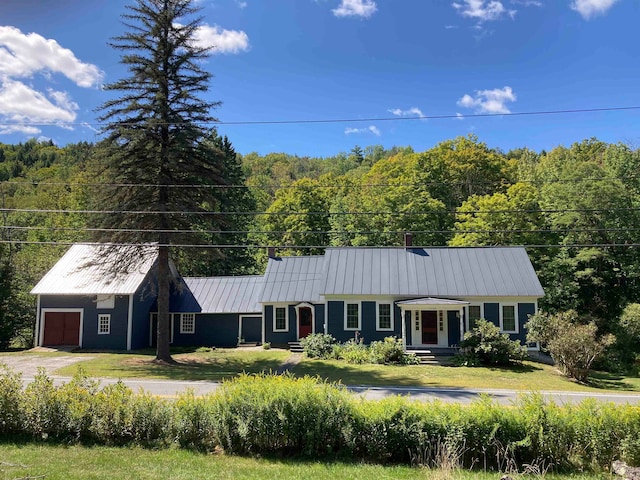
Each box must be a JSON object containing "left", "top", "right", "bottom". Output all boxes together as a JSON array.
[{"left": 0, "top": 105, "right": 639, "bottom": 128}]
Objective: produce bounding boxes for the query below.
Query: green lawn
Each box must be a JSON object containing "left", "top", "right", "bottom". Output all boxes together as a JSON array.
[
  {"left": 5, "top": 347, "right": 640, "bottom": 394},
  {"left": 53, "top": 348, "right": 290, "bottom": 381},
  {"left": 0, "top": 443, "right": 612, "bottom": 480}
]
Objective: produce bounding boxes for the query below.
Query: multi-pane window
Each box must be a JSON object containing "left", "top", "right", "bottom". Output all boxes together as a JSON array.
[
  {"left": 98, "top": 314, "right": 110, "bottom": 335},
  {"left": 502, "top": 305, "right": 517, "bottom": 332},
  {"left": 346, "top": 303, "right": 360, "bottom": 330},
  {"left": 377, "top": 303, "right": 392, "bottom": 330},
  {"left": 468, "top": 305, "right": 481, "bottom": 330},
  {"left": 180, "top": 313, "right": 195, "bottom": 334},
  {"left": 274, "top": 307, "right": 287, "bottom": 331}
]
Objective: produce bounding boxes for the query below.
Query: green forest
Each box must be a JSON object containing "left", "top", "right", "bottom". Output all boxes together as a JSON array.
[{"left": 2, "top": 134, "right": 640, "bottom": 370}]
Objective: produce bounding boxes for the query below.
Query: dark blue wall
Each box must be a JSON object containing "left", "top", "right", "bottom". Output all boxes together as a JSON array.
[
  {"left": 327, "top": 300, "right": 402, "bottom": 344},
  {"left": 483, "top": 303, "right": 500, "bottom": 327},
  {"left": 516, "top": 303, "right": 536, "bottom": 344},
  {"left": 264, "top": 305, "right": 296, "bottom": 344},
  {"left": 131, "top": 278, "right": 158, "bottom": 349},
  {"left": 447, "top": 311, "right": 461, "bottom": 346},
  {"left": 314, "top": 304, "right": 325, "bottom": 334},
  {"left": 241, "top": 316, "right": 262, "bottom": 343},
  {"left": 170, "top": 313, "right": 239, "bottom": 348},
  {"left": 40, "top": 294, "right": 129, "bottom": 350}
]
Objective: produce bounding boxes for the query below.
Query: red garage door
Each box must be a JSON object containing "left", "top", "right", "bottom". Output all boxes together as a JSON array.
[{"left": 43, "top": 312, "right": 81, "bottom": 346}]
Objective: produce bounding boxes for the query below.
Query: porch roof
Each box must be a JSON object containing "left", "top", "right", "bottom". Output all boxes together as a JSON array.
[{"left": 396, "top": 297, "right": 469, "bottom": 307}]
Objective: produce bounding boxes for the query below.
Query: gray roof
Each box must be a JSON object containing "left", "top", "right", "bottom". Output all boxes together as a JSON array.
[
  {"left": 31, "top": 244, "right": 157, "bottom": 295},
  {"left": 259, "top": 255, "right": 325, "bottom": 303},
  {"left": 181, "top": 276, "right": 263, "bottom": 313},
  {"left": 321, "top": 247, "right": 544, "bottom": 298}
]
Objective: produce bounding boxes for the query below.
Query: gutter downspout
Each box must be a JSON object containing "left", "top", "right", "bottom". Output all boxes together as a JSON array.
[{"left": 127, "top": 295, "right": 134, "bottom": 351}]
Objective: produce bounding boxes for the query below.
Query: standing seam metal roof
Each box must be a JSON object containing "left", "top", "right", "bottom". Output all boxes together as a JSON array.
[
  {"left": 320, "top": 247, "right": 544, "bottom": 298},
  {"left": 182, "top": 276, "right": 263, "bottom": 313},
  {"left": 259, "top": 256, "right": 325, "bottom": 303}
]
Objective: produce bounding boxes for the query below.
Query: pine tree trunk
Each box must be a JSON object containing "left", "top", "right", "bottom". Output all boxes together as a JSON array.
[{"left": 155, "top": 244, "right": 173, "bottom": 362}]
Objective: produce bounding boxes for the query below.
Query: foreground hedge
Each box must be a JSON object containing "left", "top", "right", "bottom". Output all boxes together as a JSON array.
[{"left": 1, "top": 365, "right": 640, "bottom": 473}]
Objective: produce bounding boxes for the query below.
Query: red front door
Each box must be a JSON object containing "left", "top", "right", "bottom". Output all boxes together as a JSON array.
[
  {"left": 298, "top": 307, "right": 312, "bottom": 339},
  {"left": 421, "top": 311, "right": 438, "bottom": 345},
  {"left": 43, "top": 312, "right": 80, "bottom": 346}
]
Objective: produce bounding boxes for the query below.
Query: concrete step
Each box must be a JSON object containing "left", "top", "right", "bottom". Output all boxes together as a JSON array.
[{"left": 288, "top": 341, "right": 304, "bottom": 353}]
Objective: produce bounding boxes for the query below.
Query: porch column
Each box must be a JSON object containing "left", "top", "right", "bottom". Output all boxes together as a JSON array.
[
  {"left": 401, "top": 308, "right": 407, "bottom": 352},
  {"left": 459, "top": 307, "right": 465, "bottom": 341}
]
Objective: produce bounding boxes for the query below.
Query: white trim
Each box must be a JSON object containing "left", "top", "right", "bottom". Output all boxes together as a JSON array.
[
  {"left": 273, "top": 305, "right": 289, "bottom": 332},
  {"left": 324, "top": 302, "right": 328, "bottom": 335},
  {"left": 294, "top": 303, "right": 315, "bottom": 340},
  {"left": 500, "top": 303, "right": 519, "bottom": 334},
  {"left": 344, "top": 302, "right": 361, "bottom": 331},
  {"left": 126, "top": 295, "right": 133, "bottom": 351},
  {"left": 262, "top": 305, "right": 266, "bottom": 344},
  {"left": 39, "top": 308, "right": 84, "bottom": 347},
  {"left": 98, "top": 314, "right": 111, "bottom": 335},
  {"left": 179, "top": 313, "right": 196, "bottom": 334},
  {"left": 401, "top": 309, "right": 407, "bottom": 351},
  {"left": 34, "top": 295, "right": 41, "bottom": 347},
  {"left": 376, "top": 301, "right": 394, "bottom": 331}
]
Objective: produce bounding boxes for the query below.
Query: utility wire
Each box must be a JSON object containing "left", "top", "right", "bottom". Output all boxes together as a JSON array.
[{"left": 0, "top": 105, "right": 639, "bottom": 128}]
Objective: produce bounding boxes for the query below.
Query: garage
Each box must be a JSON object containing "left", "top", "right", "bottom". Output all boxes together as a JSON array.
[{"left": 42, "top": 311, "right": 81, "bottom": 346}]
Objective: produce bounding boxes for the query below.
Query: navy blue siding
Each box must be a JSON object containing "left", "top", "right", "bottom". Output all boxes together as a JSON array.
[
  {"left": 171, "top": 313, "right": 239, "bottom": 348},
  {"left": 241, "top": 316, "right": 262, "bottom": 343},
  {"left": 264, "top": 305, "right": 297, "bottom": 344},
  {"left": 447, "top": 311, "right": 461, "bottom": 346},
  {"left": 327, "top": 300, "right": 402, "bottom": 344},
  {"left": 40, "top": 294, "right": 129, "bottom": 350},
  {"left": 314, "top": 304, "right": 325, "bottom": 334},
  {"left": 483, "top": 303, "right": 500, "bottom": 327},
  {"left": 131, "top": 279, "right": 157, "bottom": 349},
  {"left": 327, "top": 301, "right": 353, "bottom": 342},
  {"left": 515, "top": 303, "right": 536, "bottom": 343}
]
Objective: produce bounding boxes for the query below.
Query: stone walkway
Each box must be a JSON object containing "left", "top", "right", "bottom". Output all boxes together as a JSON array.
[{"left": 275, "top": 352, "right": 302, "bottom": 374}]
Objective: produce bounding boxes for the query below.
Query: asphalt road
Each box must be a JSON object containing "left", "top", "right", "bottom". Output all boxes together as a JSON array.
[{"left": 14, "top": 375, "right": 640, "bottom": 405}]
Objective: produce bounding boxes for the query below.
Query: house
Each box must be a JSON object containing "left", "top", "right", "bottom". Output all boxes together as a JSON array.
[
  {"left": 31, "top": 241, "right": 544, "bottom": 351},
  {"left": 261, "top": 245, "right": 544, "bottom": 350}
]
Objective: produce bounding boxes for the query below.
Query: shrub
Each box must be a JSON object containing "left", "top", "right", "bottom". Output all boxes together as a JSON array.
[
  {"left": 335, "top": 339, "right": 370, "bottom": 364},
  {"left": 369, "top": 337, "right": 419, "bottom": 365},
  {"left": 300, "top": 333, "right": 336, "bottom": 359},
  {"left": 458, "top": 319, "right": 527, "bottom": 366},
  {"left": 262, "top": 342, "right": 271, "bottom": 350},
  {"left": 526, "top": 311, "right": 615, "bottom": 382},
  {"left": 0, "top": 363, "right": 23, "bottom": 434}
]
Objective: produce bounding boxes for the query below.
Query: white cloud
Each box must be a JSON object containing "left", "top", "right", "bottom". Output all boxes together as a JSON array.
[
  {"left": 389, "top": 107, "right": 425, "bottom": 118},
  {"left": 345, "top": 125, "right": 381, "bottom": 136},
  {"left": 452, "top": 0, "right": 516, "bottom": 21},
  {"left": 235, "top": 0, "right": 248, "bottom": 8},
  {"left": 0, "top": 26, "right": 103, "bottom": 87},
  {"left": 193, "top": 24, "right": 250, "bottom": 54},
  {"left": 570, "top": 0, "right": 619, "bottom": 19},
  {"left": 457, "top": 86, "right": 517, "bottom": 114},
  {"left": 333, "top": 0, "right": 378, "bottom": 18},
  {"left": 455, "top": 112, "right": 465, "bottom": 120}
]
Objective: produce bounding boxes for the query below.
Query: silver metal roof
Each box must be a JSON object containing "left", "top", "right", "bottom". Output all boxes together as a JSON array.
[
  {"left": 321, "top": 247, "right": 544, "bottom": 298},
  {"left": 259, "top": 255, "right": 325, "bottom": 303},
  {"left": 182, "top": 276, "right": 263, "bottom": 313},
  {"left": 31, "top": 244, "right": 157, "bottom": 295}
]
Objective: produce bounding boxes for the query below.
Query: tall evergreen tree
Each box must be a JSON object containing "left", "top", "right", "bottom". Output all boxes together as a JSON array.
[{"left": 94, "top": 0, "right": 221, "bottom": 362}]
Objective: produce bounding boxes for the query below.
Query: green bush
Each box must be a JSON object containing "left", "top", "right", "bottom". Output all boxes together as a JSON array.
[
  {"left": 334, "top": 339, "right": 369, "bottom": 364},
  {"left": 0, "top": 364, "right": 23, "bottom": 434},
  {"left": 527, "top": 311, "right": 615, "bottom": 382},
  {"left": 458, "top": 319, "right": 527, "bottom": 366},
  {"left": 369, "top": 337, "right": 419, "bottom": 365},
  {"left": 300, "top": 333, "right": 337, "bottom": 359}
]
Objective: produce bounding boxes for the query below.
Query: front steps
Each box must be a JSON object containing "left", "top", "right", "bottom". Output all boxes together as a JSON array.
[
  {"left": 406, "top": 347, "right": 458, "bottom": 365},
  {"left": 287, "top": 341, "right": 304, "bottom": 353}
]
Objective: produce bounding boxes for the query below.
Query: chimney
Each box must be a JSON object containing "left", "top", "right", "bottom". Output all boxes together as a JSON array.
[
  {"left": 267, "top": 246, "right": 276, "bottom": 258},
  {"left": 404, "top": 232, "right": 413, "bottom": 249}
]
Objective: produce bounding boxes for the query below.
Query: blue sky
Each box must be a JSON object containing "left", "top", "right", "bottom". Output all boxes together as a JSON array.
[{"left": 0, "top": 0, "right": 638, "bottom": 157}]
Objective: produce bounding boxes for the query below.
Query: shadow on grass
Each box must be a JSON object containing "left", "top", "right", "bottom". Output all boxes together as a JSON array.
[{"left": 587, "top": 370, "right": 640, "bottom": 392}]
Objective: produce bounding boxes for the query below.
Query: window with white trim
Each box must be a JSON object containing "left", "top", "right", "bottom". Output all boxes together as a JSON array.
[
  {"left": 98, "top": 314, "right": 111, "bottom": 335},
  {"left": 377, "top": 303, "right": 393, "bottom": 331},
  {"left": 180, "top": 313, "right": 195, "bottom": 334},
  {"left": 345, "top": 303, "right": 360, "bottom": 330},
  {"left": 468, "top": 305, "right": 482, "bottom": 330},
  {"left": 501, "top": 304, "right": 518, "bottom": 333},
  {"left": 274, "top": 307, "right": 288, "bottom": 332}
]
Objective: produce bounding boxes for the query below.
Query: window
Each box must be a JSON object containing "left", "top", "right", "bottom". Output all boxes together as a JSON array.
[
  {"left": 98, "top": 314, "right": 110, "bottom": 335},
  {"left": 345, "top": 303, "right": 360, "bottom": 330},
  {"left": 501, "top": 305, "right": 517, "bottom": 333},
  {"left": 96, "top": 295, "right": 115, "bottom": 309},
  {"left": 180, "top": 313, "right": 195, "bottom": 334},
  {"left": 468, "top": 305, "right": 481, "bottom": 330},
  {"left": 438, "top": 310, "right": 445, "bottom": 332},
  {"left": 377, "top": 303, "right": 393, "bottom": 331},
  {"left": 274, "top": 307, "right": 288, "bottom": 332}
]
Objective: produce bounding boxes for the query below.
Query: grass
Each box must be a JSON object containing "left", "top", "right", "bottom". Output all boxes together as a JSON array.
[
  {"left": 4, "top": 347, "right": 640, "bottom": 393},
  {"left": 0, "top": 443, "right": 613, "bottom": 480},
  {"left": 53, "top": 348, "right": 290, "bottom": 381}
]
